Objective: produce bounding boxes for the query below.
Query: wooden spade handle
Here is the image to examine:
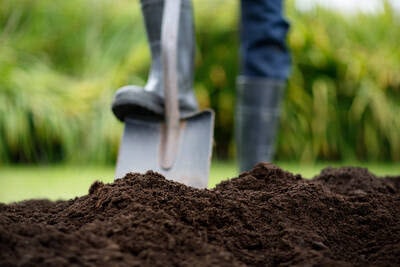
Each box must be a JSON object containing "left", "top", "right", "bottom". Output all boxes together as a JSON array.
[{"left": 160, "top": 0, "right": 181, "bottom": 169}]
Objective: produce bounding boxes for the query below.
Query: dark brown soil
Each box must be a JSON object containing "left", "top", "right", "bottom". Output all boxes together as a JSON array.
[{"left": 1, "top": 163, "right": 400, "bottom": 266}]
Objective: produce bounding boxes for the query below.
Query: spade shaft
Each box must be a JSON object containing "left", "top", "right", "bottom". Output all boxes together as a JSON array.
[{"left": 160, "top": 0, "right": 181, "bottom": 169}]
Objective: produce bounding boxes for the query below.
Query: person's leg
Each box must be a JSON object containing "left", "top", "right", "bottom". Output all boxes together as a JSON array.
[
  {"left": 112, "top": 0, "right": 198, "bottom": 121},
  {"left": 240, "top": 0, "right": 290, "bottom": 79},
  {"left": 236, "top": 0, "right": 291, "bottom": 172}
]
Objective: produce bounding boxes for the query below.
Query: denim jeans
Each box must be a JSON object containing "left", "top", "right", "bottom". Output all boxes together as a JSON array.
[{"left": 239, "top": 0, "right": 291, "bottom": 80}]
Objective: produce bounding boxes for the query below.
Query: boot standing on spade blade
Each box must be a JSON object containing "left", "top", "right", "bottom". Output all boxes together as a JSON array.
[
  {"left": 236, "top": 0, "right": 291, "bottom": 172},
  {"left": 111, "top": 0, "right": 214, "bottom": 188},
  {"left": 112, "top": 0, "right": 198, "bottom": 120}
]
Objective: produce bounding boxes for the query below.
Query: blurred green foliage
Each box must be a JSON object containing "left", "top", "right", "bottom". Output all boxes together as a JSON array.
[
  {"left": 284, "top": 1, "right": 400, "bottom": 162},
  {"left": 0, "top": 0, "right": 399, "bottom": 164}
]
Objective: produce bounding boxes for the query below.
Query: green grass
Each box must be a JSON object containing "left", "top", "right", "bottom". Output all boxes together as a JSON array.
[{"left": 0, "top": 162, "right": 399, "bottom": 204}]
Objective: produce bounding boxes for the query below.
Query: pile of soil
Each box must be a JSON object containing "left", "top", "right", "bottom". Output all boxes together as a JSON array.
[{"left": 1, "top": 163, "right": 399, "bottom": 266}]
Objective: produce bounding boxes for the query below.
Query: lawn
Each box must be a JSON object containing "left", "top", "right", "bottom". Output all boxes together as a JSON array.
[{"left": 0, "top": 161, "right": 399, "bottom": 203}]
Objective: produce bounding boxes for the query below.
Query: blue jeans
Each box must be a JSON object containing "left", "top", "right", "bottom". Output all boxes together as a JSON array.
[{"left": 240, "top": 0, "right": 291, "bottom": 80}]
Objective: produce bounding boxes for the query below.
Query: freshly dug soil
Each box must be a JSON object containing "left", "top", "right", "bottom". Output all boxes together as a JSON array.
[{"left": 1, "top": 163, "right": 400, "bottom": 267}]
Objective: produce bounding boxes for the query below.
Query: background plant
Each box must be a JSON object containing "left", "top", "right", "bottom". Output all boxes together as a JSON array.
[{"left": 0, "top": 0, "right": 399, "bottom": 164}]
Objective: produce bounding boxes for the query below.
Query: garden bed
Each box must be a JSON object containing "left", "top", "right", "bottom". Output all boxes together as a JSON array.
[{"left": 1, "top": 163, "right": 399, "bottom": 266}]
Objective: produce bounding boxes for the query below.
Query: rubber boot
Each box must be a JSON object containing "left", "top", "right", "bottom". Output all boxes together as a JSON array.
[
  {"left": 112, "top": 0, "right": 198, "bottom": 121},
  {"left": 235, "top": 76, "right": 285, "bottom": 172}
]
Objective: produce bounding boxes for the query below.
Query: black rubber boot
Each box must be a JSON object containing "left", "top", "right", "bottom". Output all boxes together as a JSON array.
[
  {"left": 112, "top": 0, "right": 198, "bottom": 121},
  {"left": 235, "top": 76, "right": 285, "bottom": 172}
]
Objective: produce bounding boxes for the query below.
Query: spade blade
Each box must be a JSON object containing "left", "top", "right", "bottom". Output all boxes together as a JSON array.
[{"left": 115, "top": 110, "right": 214, "bottom": 188}]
